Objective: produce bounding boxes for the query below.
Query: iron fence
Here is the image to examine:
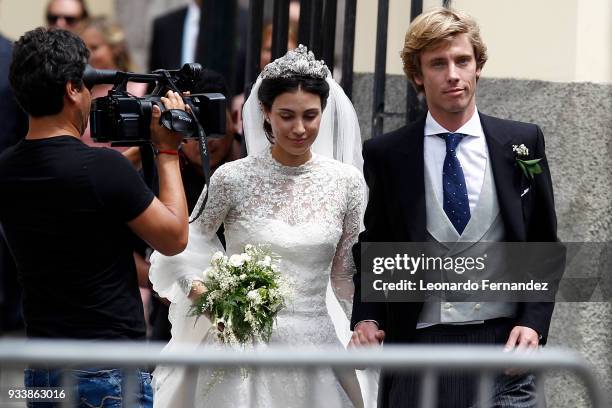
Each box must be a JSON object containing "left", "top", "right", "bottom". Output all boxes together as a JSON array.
[{"left": 0, "top": 340, "right": 607, "bottom": 407}]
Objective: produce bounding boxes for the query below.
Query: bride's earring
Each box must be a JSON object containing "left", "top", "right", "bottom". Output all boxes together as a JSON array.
[{"left": 263, "top": 117, "right": 274, "bottom": 143}]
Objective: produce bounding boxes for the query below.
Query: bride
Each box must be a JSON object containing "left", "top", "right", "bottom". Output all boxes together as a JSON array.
[{"left": 149, "top": 45, "right": 366, "bottom": 408}]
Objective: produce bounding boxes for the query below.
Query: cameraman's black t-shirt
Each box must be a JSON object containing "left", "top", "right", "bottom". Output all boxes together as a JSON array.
[{"left": 0, "top": 136, "right": 154, "bottom": 340}]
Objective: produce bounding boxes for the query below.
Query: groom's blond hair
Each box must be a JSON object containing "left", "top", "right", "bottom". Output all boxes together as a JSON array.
[{"left": 401, "top": 7, "right": 488, "bottom": 93}]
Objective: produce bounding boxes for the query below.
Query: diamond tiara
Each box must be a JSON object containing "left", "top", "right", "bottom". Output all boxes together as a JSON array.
[{"left": 260, "top": 44, "right": 328, "bottom": 80}]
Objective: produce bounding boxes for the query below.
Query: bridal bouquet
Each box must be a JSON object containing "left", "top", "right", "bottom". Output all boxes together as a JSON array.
[{"left": 189, "top": 244, "right": 292, "bottom": 346}]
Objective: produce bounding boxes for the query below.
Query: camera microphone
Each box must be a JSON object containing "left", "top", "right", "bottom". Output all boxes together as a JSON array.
[
  {"left": 83, "top": 65, "right": 121, "bottom": 89},
  {"left": 179, "top": 63, "right": 202, "bottom": 79}
]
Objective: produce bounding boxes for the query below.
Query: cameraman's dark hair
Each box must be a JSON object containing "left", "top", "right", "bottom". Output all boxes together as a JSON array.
[
  {"left": 192, "top": 69, "right": 230, "bottom": 99},
  {"left": 9, "top": 27, "right": 89, "bottom": 117},
  {"left": 258, "top": 76, "right": 329, "bottom": 143}
]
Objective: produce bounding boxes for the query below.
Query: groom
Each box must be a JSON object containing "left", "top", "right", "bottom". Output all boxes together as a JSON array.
[{"left": 350, "top": 7, "right": 559, "bottom": 408}]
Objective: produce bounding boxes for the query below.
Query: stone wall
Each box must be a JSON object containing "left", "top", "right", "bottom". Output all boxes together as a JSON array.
[{"left": 353, "top": 73, "right": 612, "bottom": 407}]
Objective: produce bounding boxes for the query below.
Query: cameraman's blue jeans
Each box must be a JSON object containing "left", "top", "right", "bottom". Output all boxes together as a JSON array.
[{"left": 24, "top": 367, "right": 152, "bottom": 407}]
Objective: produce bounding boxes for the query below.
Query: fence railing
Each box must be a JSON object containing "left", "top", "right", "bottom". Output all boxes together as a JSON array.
[{"left": 0, "top": 340, "right": 606, "bottom": 408}]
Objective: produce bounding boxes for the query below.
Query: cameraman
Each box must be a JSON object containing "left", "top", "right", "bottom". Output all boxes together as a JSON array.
[{"left": 0, "top": 28, "right": 188, "bottom": 406}]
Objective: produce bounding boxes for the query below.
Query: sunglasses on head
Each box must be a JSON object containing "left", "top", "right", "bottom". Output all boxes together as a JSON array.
[{"left": 46, "top": 13, "right": 81, "bottom": 26}]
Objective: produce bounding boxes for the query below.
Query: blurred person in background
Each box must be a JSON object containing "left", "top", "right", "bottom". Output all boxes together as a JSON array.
[
  {"left": 150, "top": 0, "right": 248, "bottom": 135},
  {"left": 149, "top": 0, "right": 203, "bottom": 72},
  {"left": 259, "top": 20, "right": 298, "bottom": 71},
  {"left": 0, "top": 25, "right": 28, "bottom": 335},
  {"left": 0, "top": 35, "right": 27, "bottom": 152},
  {"left": 230, "top": 18, "right": 298, "bottom": 138},
  {"left": 45, "top": 0, "right": 88, "bottom": 30}
]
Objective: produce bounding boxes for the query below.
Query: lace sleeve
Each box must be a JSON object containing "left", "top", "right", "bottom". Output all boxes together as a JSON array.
[
  {"left": 149, "top": 164, "right": 234, "bottom": 303},
  {"left": 330, "top": 169, "right": 366, "bottom": 318}
]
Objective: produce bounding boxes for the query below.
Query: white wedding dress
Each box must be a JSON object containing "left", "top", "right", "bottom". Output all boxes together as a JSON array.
[{"left": 149, "top": 147, "right": 366, "bottom": 408}]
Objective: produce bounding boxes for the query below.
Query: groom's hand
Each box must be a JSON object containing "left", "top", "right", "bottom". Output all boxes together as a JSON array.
[
  {"left": 504, "top": 326, "right": 539, "bottom": 352},
  {"left": 503, "top": 325, "right": 540, "bottom": 375},
  {"left": 348, "top": 321, "right": 385, "bottom": 348}
]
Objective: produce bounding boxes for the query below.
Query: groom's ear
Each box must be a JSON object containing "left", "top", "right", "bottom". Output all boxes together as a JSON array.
[{"left": 413, "top": 73, "right": 424, "bottom": 87}]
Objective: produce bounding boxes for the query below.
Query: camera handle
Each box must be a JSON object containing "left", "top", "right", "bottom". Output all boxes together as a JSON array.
[
  {"left": 154, "top": 78, "right": 212, "bottom": 223},
  {"left": 187, "top": 104, "right": 212, "bottom": 224}
]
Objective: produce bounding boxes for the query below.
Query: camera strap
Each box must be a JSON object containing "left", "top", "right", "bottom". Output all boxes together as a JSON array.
[
  {"left": 159, "top": 109, "right": 195, "bottom": 134},
  {"left": 188, "top": 113, "right": 212, "bottom": 224}
]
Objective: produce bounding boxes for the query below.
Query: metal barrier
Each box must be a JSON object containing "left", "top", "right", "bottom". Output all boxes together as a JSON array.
[{"left": 0, "top": 340, "right": 606, "bottom": 407}]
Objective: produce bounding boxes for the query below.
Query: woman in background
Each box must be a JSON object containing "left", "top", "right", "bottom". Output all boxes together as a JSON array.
[{"left": 45, "top": 0, "right": 89, "bottom": 30}]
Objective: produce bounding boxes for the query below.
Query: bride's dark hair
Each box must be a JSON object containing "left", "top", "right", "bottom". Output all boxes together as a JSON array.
[{"left": 258, "top": 75, "right": 329, "bottom": 143}]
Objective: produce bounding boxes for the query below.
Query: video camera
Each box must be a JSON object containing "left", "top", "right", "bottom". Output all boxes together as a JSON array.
[{"left": 83, "top": 63, "right": 226, "bottom": 146}]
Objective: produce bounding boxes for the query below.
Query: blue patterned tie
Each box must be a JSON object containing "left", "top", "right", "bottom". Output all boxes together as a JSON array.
[{"left": 439, "top": 133, "right": 470, "bottom": 234}]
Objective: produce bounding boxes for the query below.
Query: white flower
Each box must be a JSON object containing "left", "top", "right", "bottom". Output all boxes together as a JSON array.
[
  {"left": 207, "top": 290, "right": 220, "bottom": 301},
  {"left": 512, "top": 144, "right": 529, "bottom": 157},
  {"left": 229, "top": 254, "right": 245, "bottom": 267},
  {"left": 247, "top": 289, "right": 262, "bottom": 305},
  {"left": 239, "top": 274, "right": 247, "bottom": 280},
  {"left": 244, "top": 244, "right": 254, "bottom": 252},
  {"left": 203, "top": 266, "right": 214, "bottom": 279},
  {"left": 257, "top": 255, "right": 272, "bottom": 268},
  {"left": 216, "top": 270, "right": 239, "bottom": 290},
  {"left": 244, "top": 310, "right": 254, "bottom": 323},
  {"left": 211, "top": 251, "right": 225, "bottom": 263}
]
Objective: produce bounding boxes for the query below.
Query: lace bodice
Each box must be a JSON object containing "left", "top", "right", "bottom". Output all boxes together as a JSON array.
[{"left": 150, "top": 147, "right": 365, "bottom": 328}]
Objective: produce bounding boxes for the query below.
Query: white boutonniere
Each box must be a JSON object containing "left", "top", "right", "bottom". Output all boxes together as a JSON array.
[{"left": 512, "top": 144, "right": 542, "bottom": 180}]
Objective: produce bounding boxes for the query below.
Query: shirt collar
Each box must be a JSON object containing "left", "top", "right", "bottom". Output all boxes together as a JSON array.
[
  {"left": 424, "top": 109, "right": 484, "bottom": 138},
  {"left": 186, "top": 1, "right": 201, "bottom": 25}
]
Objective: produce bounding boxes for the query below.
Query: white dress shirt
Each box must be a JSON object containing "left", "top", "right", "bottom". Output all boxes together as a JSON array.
[
  {"left": 423, "top": 110, "right": 488, "bottom": 212},
  {"left": 181, "top": 1, "right": 201, "bottom": 66}
]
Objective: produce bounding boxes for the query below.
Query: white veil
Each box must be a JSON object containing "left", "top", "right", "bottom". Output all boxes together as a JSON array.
[{"left": 242, "top": 69, "right": 364, "bottom": 172}]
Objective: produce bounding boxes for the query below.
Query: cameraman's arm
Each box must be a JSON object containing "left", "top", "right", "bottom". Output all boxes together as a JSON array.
[
  {"left": 128, "top": 91, "right": 189, "bottom": 256},
  {"left": 122, "top": 147, "right": 142, "bottom": 170}
]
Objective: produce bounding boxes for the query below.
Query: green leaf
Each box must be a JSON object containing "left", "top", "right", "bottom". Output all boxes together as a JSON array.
[
  {"left": 517, "top": 160, "right": 529, "bottom": 179},
  {"left": 517, "top": 158, "right": 544, "bottom": 179},
  {"left": 522, "top": 158, "right": 542, "bottom": 165},
  {"left": 529, "top": 163, "right": 543, "bottom": 175}
]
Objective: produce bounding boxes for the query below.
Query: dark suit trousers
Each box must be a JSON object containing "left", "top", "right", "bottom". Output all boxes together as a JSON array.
[{"left": 386, "top": 318, "right": 540, "bottom": 408}]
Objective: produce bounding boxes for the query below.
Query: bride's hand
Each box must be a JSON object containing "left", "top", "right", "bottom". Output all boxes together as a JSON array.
[
  {"left": 188, "top": 281, "right": 214, "bottom": 322},
  {"left": 188, "top": 281, "right": 207, "bottom": 301}
]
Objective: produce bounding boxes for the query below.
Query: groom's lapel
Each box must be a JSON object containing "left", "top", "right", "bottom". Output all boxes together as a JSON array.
[
  {"left": 479, "top": 113, "right": 526, "bottom": 241},
  {"left": 393, "top": 117, "right": 427, "bottom": 241}
]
